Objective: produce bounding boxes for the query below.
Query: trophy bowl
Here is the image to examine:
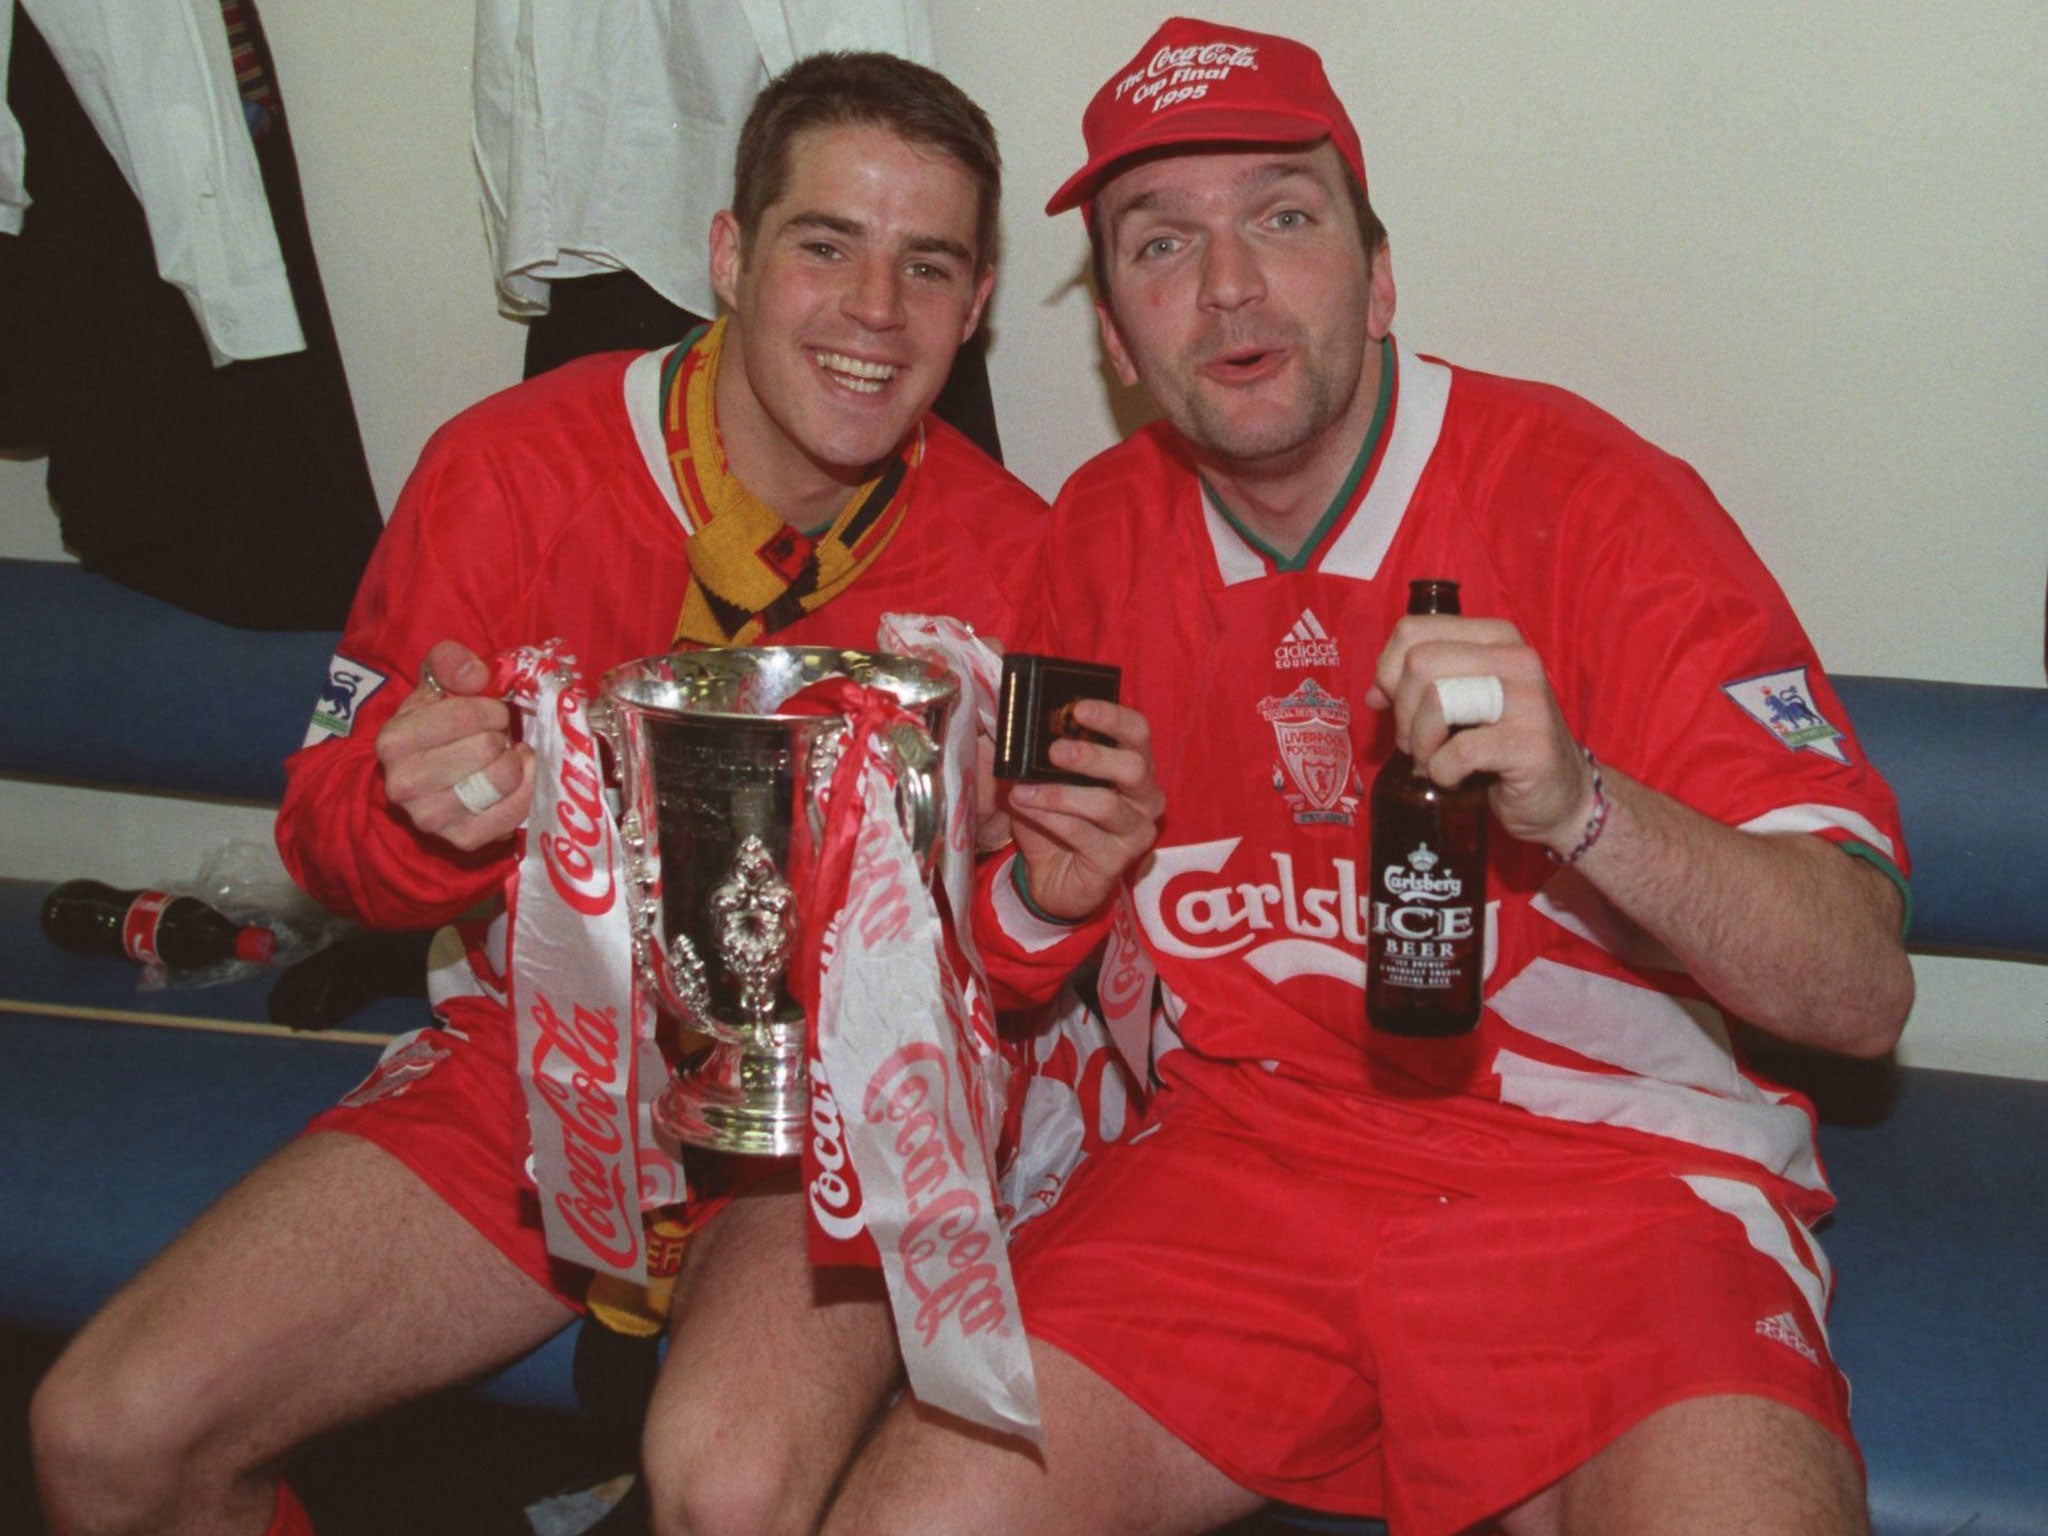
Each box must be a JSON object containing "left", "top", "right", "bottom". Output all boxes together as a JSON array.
[{"left": 594, "top": 646, "right": 957, "bottom": 1157}]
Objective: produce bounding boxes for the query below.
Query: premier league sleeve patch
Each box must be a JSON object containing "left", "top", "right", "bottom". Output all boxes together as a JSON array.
[
  {"left": 1722, "top": 667, "right": 1848, "bottom": 763},
  {"left": 303, "top": 653, "right": 389, "bottom": 746}
]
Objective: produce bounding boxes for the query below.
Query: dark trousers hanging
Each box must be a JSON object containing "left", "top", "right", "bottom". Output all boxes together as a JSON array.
[{"left": 0, "top": 2, "right": 382, "bottom": 630}]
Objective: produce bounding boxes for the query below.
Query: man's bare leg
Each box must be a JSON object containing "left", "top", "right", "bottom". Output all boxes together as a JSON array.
[
  {"left": 1501, "top": 1394, "right": 1868, "bottom": 1536},
  {"left": 821, "top": 1335, "right": 1263, "bottom": 1536},
  {"left": 641, "top": 1172, "right": 901, "bottom": 1536},
  {"left": 32, "top": 1131, "right": 576, "bottom": 1536}
]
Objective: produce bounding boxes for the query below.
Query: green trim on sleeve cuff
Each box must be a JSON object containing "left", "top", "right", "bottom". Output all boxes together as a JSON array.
[{"left": 1839, "top": 839, "right": 1913, "bottom": 936}]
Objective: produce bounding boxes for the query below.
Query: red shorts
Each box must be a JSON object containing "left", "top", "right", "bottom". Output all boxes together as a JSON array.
[
  {"left": 309, "top": 1002, "right": 788, "bottom": 1304},
  {"left": 1010, "top": 1057, "right": 1855, "bottom": 1536},
  {"left": 307, "top": 1001, "right": 594, "bottom": 1305}
]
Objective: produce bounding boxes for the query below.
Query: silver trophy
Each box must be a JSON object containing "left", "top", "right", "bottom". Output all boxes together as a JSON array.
[{"left": 592, "top": 646, "right": 957, "bottom": 1157}]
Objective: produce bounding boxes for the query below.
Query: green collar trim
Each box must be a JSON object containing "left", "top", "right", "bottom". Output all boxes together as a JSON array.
[{"left": 1199, "top": 336, "right": 1395, "bottom": 573}]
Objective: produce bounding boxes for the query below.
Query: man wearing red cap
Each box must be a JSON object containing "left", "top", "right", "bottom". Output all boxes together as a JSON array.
[{"left": 820, "top": 18, "right": 1913, "bottom": 1536}]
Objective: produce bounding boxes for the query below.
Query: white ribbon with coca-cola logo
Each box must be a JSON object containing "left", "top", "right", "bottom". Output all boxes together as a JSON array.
[
  {"left": 878, "top": 613, "right": 1013, "bottom": 1154},
  {"left": 889, "top": 617, "right": 1153, "bottom": 1243},
  {"left": 503, "top": 644, "right": 685, "bottom": 1288},
  {"left": 782, "top": 658, "right": 1039, "bottom": 1441}
]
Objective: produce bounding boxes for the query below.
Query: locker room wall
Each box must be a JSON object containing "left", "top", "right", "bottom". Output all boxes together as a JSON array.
[{"left": 2, "top": 0, "right": 2042, "bottom": 1075}]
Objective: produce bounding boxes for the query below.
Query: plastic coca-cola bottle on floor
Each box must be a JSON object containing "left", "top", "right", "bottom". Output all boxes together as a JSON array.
[{"left": 39, "top": 880, "right": 276, "bottom": 969}]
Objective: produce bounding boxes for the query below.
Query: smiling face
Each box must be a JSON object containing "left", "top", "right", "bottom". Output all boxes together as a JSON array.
[
  {"left": 709, "top": 121, "right": 994, "bottom": 526},
  {"left": 1094, "top": 142, "right": 1394, "bottom": 483}
]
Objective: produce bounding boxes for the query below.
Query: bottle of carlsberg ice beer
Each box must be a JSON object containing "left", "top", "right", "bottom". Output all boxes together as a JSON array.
[{"left": 1366, "top": 579, "right": 1487, "bottom": 1037}]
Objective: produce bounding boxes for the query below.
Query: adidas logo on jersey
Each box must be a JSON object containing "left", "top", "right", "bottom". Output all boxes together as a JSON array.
[
  {"left": 1274, "top": 609, "right": 1340, "bottom": 669},
  {"left": 1755, "top": 1310, "right": 1821, "bottom": 1366}
]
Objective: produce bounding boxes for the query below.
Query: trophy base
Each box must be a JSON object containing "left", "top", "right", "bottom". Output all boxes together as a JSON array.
[{"left": 654, "top": 1040, "right": 806, "bottom": 1158}]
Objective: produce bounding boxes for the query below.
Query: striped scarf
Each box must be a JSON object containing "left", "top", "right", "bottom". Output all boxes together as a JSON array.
[{"left": 663, "top": 318, "right": 921, "bottom": 648}]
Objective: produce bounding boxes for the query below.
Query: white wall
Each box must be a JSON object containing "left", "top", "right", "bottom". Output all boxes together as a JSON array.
[{"left": 3, "top": 1, "right": 2042, "bottom": 1076}]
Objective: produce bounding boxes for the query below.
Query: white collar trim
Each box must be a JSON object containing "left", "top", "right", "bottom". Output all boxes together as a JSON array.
[{"left": 625, "top": 344, "right": 692, "bottom": 533}]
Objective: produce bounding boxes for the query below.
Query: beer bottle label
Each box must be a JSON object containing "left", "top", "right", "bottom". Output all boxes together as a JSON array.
[{"left": 1369, "top": 842, "right": 1477, "bottom": 992}]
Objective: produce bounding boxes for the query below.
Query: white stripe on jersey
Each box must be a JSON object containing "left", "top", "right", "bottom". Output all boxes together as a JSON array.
[
  {"left": 1322, "top": 345, "right": 1453, "bottom": 582},
  {"left": 1738, "top": 803, "right": 1897, "bottom": 861},
  {"left": 1244, "top": 936, "right": 1365, "bottom": 988},
  {"left": 1494, "top": 1047, "right": 1826, "bottom": 1194},
  {"left": 1491, "top": 957, "right": 1743, "bottom": 1092},
  {"left": 624, "top": 344, "right": 692, "bottom": 533},
  {"left": 1679, "top": 1173, "right": 1833, "bottom": 1339}
]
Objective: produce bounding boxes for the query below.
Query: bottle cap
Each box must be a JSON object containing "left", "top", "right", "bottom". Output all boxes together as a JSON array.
[{"left": 236, "top": 926, "right": 278, "bottom": 964}]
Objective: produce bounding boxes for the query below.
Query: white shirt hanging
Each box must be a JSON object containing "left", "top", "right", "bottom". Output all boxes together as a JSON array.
[
  {"left": 472, "top": 0, "right": 934, "bottom": 321},
  {"left": 0, "top": 0, "right": 304, "bottom": 366}
]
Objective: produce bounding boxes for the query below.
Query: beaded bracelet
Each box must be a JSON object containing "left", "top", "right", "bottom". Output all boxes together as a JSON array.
[{"left": 1550, "top": 748, "right": 1610, "bottom": 866}]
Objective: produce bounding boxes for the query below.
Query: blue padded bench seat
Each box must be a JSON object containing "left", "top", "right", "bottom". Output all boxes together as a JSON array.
[
  {"left": 1819, "top": 1067, "right": 2048, "bottom": 1536},
  {"left": 0, "top": 878, "right": 580, "bottom": 1413},
  {"left": 1832, "top": 675, "right": 2048, "bottom": 954},
  {"left": 0, "top": 558, "right": 583, "bottom": 1415},
  {"left": 0, "top": 557, "right": 339, "bottom": 801}
]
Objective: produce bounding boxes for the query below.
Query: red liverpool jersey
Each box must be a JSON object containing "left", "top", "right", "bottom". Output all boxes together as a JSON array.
[
  {"left": 987, "top": 341, "right": 1905, "bottom": 1218},
  {"left": 279, "top": 345, "right": 1045, "bottom": 933}
]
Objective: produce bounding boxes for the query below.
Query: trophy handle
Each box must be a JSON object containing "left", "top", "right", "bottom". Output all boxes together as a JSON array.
[
  {"left": 883, "top": 719, "right": 943, "bottom": 871},
  {"left": 805, "top": 717, "right": 945, "bottom": 874}
]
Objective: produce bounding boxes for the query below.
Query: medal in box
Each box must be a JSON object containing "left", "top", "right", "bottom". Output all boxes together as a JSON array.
[{"left": 995, "top": 652, "right": 1120, "bottom": 786}]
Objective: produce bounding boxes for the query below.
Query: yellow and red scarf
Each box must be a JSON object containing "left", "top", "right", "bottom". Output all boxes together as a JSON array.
[{"left": 662, "top": 318, "right": 923, "bottom": 648}]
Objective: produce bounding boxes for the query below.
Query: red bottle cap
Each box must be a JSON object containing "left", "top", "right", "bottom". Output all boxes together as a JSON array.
[{"left": 236, "top": 926, "right": 278, "bottom": 964}]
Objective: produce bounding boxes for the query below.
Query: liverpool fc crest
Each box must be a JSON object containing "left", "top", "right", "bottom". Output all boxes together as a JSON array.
[{"left": 1259, "top": 678, "right": 1363, "bottom": 825}]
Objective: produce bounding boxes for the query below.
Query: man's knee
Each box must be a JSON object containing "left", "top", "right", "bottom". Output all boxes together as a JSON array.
[
  {"left": 30, "top": 1329, "right": 218, "bottom": 1533},
  {"left": 641, "top": 1425, "right": 819, "bottom": 1536}
]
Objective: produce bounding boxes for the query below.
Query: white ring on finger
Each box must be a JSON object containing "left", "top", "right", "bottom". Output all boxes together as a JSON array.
[
  {"left": 452, "top": 768, "right": 505, "bottom": 816},
  {"left": 1434, "top": 674, "right": 1505, "bottom": 728}
]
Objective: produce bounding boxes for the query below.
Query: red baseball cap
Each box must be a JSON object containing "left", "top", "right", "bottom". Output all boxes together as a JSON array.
[{"left": 1045, "top": 18, "right": 1366, "bottom": 217}]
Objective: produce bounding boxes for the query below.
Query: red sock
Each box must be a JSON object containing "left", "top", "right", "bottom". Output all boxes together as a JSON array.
[{"left": 265, "top": 1483, "right": 317, "bottom": 1536}]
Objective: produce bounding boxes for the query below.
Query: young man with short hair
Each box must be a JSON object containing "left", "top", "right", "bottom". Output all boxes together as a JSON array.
[
  {"left": 30, "top": 51, "right": 1159, "bottom": 1536},
  {"left": 820, "top": 20, "right": 1912, "bottom": 1536}
]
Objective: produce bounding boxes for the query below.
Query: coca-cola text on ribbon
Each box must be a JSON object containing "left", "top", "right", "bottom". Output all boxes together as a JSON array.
[
  {"left": 863, "top": 1043, "right": 1007, "bottom": 1345},
  {"left": 528, "top": 990, "right": 640, "bottom": 1270},
  {"left": 807, "top": 1051, "right": 868, "bottom": 1244},
  {"left": 540, "top": 689, "right": 615, "bottom": 916}
]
